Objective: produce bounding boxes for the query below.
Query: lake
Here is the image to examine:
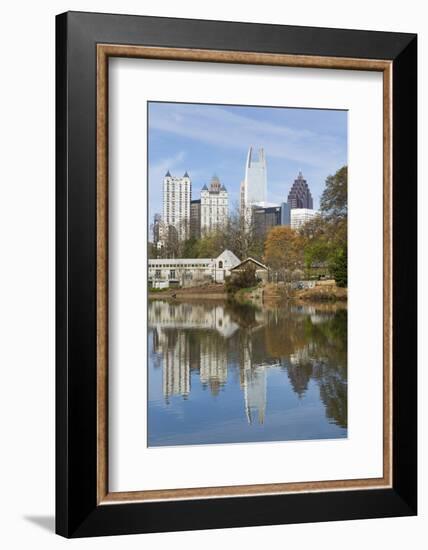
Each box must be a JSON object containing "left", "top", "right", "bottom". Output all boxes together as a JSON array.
[{"left": 148, "top": 299, "right": 347, "bottom": 446}]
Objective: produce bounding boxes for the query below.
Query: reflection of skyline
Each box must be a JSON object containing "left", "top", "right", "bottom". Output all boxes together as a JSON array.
[
  {"left": 149, "top": 301, "right": 239, "bottom": 338},
  {"left": 149, "top": 300, "right": 347, "bottom": 429}
]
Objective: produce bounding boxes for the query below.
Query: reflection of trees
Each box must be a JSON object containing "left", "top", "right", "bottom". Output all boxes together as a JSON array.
[
  {"left": 315, "top": 364, "right": 347, "bottom": 428},
  {"left": 264, "top": 310, "right": 308, "bottom": 358},
  {"left": 225, "top": 301, "right": 259, "bottom": 330},
  {"left": 262, "top": 306, "right": 347, "bottom": 426},
  {"left": 305, "top": 309, "right": 348, "bottom": 428}
]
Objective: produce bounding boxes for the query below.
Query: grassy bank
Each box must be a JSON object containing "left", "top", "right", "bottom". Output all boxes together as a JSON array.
[
  {"left": 229, "top": 281, "right": 347, "bottom": 306},
  {"left": 294, "top": 283, "right": 347, "bottom": 302},
  {"left": 149, "top": 283, "right": 227, "bottom": 301}
]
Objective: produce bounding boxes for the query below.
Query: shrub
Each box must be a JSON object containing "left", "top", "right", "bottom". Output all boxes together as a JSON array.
[{"left": 225, "top": 264, "right": 258, "bottom": 294}]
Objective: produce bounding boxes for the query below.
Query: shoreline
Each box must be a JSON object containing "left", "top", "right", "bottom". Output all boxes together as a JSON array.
[{"left": 149, "top": 281, "right": 347, "bottom": 305}]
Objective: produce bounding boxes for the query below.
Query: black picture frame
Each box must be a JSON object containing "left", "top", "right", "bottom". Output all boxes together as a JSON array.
[{"left": 56, "top": 11, "right": 417, "bottom": 538}]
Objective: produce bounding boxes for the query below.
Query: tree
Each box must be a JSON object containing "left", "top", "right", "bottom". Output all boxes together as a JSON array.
[
  {"left": 264, "top": 226, "right": 303, "bottom": 280},
  {"left": 196, "top": 233, "right": 223, "bottom": 258},
  {"left": 329, "top": 245, "right": 347, "bottom": 287},
  {"left": 222, "top": 205, "right": 264, "bottom": 262},
  {"left": 181, "top": 237, "right": 199, "bottom": 258},
  {"left": 320, "top": 165, "right": 347, "bottom": 222},
  {"left": 148, "top": 241, "right": 157, "bottom": 259}
]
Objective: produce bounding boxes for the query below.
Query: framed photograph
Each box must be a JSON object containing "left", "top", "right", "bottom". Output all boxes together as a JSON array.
[{"left": 56, "top": 11, "right": 417, "bottom": 537}]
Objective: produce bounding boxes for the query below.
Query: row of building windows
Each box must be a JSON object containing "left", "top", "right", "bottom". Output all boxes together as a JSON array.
[{"left": 150, "top": 263, "right": 211, "bottom": 268}]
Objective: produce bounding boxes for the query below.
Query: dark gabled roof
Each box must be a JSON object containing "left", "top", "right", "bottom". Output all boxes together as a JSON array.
[
  {"left": 201, "top": 184, "right": 208, "bottom": 191},
  {"left": 165, "top": 170, "right": 171, "bottom": 177},
  {"left": 230, "top": 257, "right": 268, "bottom": 271},
  {"left": 220, "top": 184, "right": 227, "bottom": 192},
  {"left": 184, "top": 171, "right": 189, "bottom": 178}
]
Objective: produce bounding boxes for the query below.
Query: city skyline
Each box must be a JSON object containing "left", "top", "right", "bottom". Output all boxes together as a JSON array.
[{"left": 148, "top": 101, "right": 348, "bottom": 225}]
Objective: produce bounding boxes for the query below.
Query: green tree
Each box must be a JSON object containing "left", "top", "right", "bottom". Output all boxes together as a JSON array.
[
  {"left": 181, "top": 237, "right": 199, "bottom": 258},
  {"left": 195, "top": 233, "right": 223, "bottom": 258},
  {"left": 320, "top": 165, "right": 348, "bottom": 221},
  {"left": 329, "top": 245, "right": 347, "bottom": 287}
]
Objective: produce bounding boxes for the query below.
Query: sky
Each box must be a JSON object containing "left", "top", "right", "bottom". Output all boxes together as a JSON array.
[{"left": 148, "top": 101, "right": 347, "bottom": 225}]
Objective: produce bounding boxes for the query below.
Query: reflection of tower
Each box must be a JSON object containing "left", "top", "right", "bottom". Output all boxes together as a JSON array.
[
  {"left": 162, "top": 332, "right": 190, "bottom": 402},
  {"left": 199, "top": 335, "right": 228, "bottom": 396},
  {"left": 243, "top": 366, "right": 266, "bottom": 424},
  {"left": 287, "top": 348, "right": 313, "bottom": 397}
]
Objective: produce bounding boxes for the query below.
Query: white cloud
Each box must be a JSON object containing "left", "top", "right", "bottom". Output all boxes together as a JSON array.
[{"left": 149, "top": 103, "right": 345, "bottom": 170}]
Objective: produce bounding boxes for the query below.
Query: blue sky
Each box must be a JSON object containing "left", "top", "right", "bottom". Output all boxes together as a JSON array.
[{"left": 148, "top": 102, "right": 347, "bottom": 224}]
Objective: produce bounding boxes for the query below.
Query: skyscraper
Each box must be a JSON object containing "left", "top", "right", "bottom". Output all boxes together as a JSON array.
[
  {"left": 287, "top": 171, "right": 313, "bottom": 209},
  {"left": 200, "top": 175, "right": 229, "bottom": 234},
  {"left": 189, "top": 199, "right": 201, "bottom": 239},
  {"left": 152, "top": 212, "right": 165, "bottom": 249},
  {"left": 163, "top": 171, "right": 191, "bottom": 239},
  {"left": 242, "top": 147, "right": 267, "bottom": 210},
  {"left": 239, "top": 180, "right": 246, "bottom": 216}
]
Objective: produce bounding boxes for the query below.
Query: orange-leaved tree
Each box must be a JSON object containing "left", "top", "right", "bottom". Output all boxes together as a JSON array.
[{"left": 264, "top": 226, "right": 303, "bottom": 281}]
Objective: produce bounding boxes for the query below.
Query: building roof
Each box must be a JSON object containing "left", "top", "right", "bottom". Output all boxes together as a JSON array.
[
  {"left": 165, "top": 170, "right": 171, "bottom": 177},
  {"left": 191, "top": 198, "right": 201, "bottom": 204},
  {"left": 230, "top": 257, "right": 268, "bottom": 271},
  {"left": 208, "top": 175, "right": 222, "bottom": 193},
  {"left": 220, "top": 184, "right": 227, "bottom": 192},
  {"left": 201, "top": 184, "right": 208, "bottom": 191},
  {"left": 216, "top": 249, "right": 241, "bottom": 265},
  {"left": 184, "top": 171, "right": 189, "bottom": 178},
  {"left": 148, "top": 250, "right": 240, "bottom": 265}
]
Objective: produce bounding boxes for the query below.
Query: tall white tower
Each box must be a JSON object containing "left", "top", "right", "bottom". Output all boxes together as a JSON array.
[
  {"left": 243, "top": 147, "right": 267, "bottom": 209},
  {"left": 163, "top": 171, "right": 191, "bottom": 239}
]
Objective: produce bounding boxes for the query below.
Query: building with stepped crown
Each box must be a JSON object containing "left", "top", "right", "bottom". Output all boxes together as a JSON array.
[
  {"left": 287, "top": 171, "right": 314, "bottom": 210},
  {"left": 163, "top": 170, "right": 191, "bottom": 239},
  {"left": 200, "top": 175, "right": 229, "bottom": 234},
  {"left": 240, "top": 147, "right": 267, "bottom": 215}
]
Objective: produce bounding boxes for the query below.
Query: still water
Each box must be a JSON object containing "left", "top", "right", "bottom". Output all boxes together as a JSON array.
[{"left": 148, "top": 299, "right": 347, "bottom": 446}]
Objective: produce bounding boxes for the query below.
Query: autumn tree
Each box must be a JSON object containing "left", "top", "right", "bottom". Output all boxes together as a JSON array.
[{"left": 264, "top": 226, "right": 303, "bottom": 280}]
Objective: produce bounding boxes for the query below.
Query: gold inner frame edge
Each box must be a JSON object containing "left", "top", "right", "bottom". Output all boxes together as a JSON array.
[{"left": 96, "top": 44, "right": 393, "bottom": 505}]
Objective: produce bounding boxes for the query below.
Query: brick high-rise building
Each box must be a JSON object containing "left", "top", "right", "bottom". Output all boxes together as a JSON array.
[{"left": 190, "top": 199, "right": 201, "bottom": 239}]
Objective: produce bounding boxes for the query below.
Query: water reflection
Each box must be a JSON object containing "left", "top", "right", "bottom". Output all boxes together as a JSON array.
[{"left": 148, "top": 300, "right": 347, "bottom": 446}]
